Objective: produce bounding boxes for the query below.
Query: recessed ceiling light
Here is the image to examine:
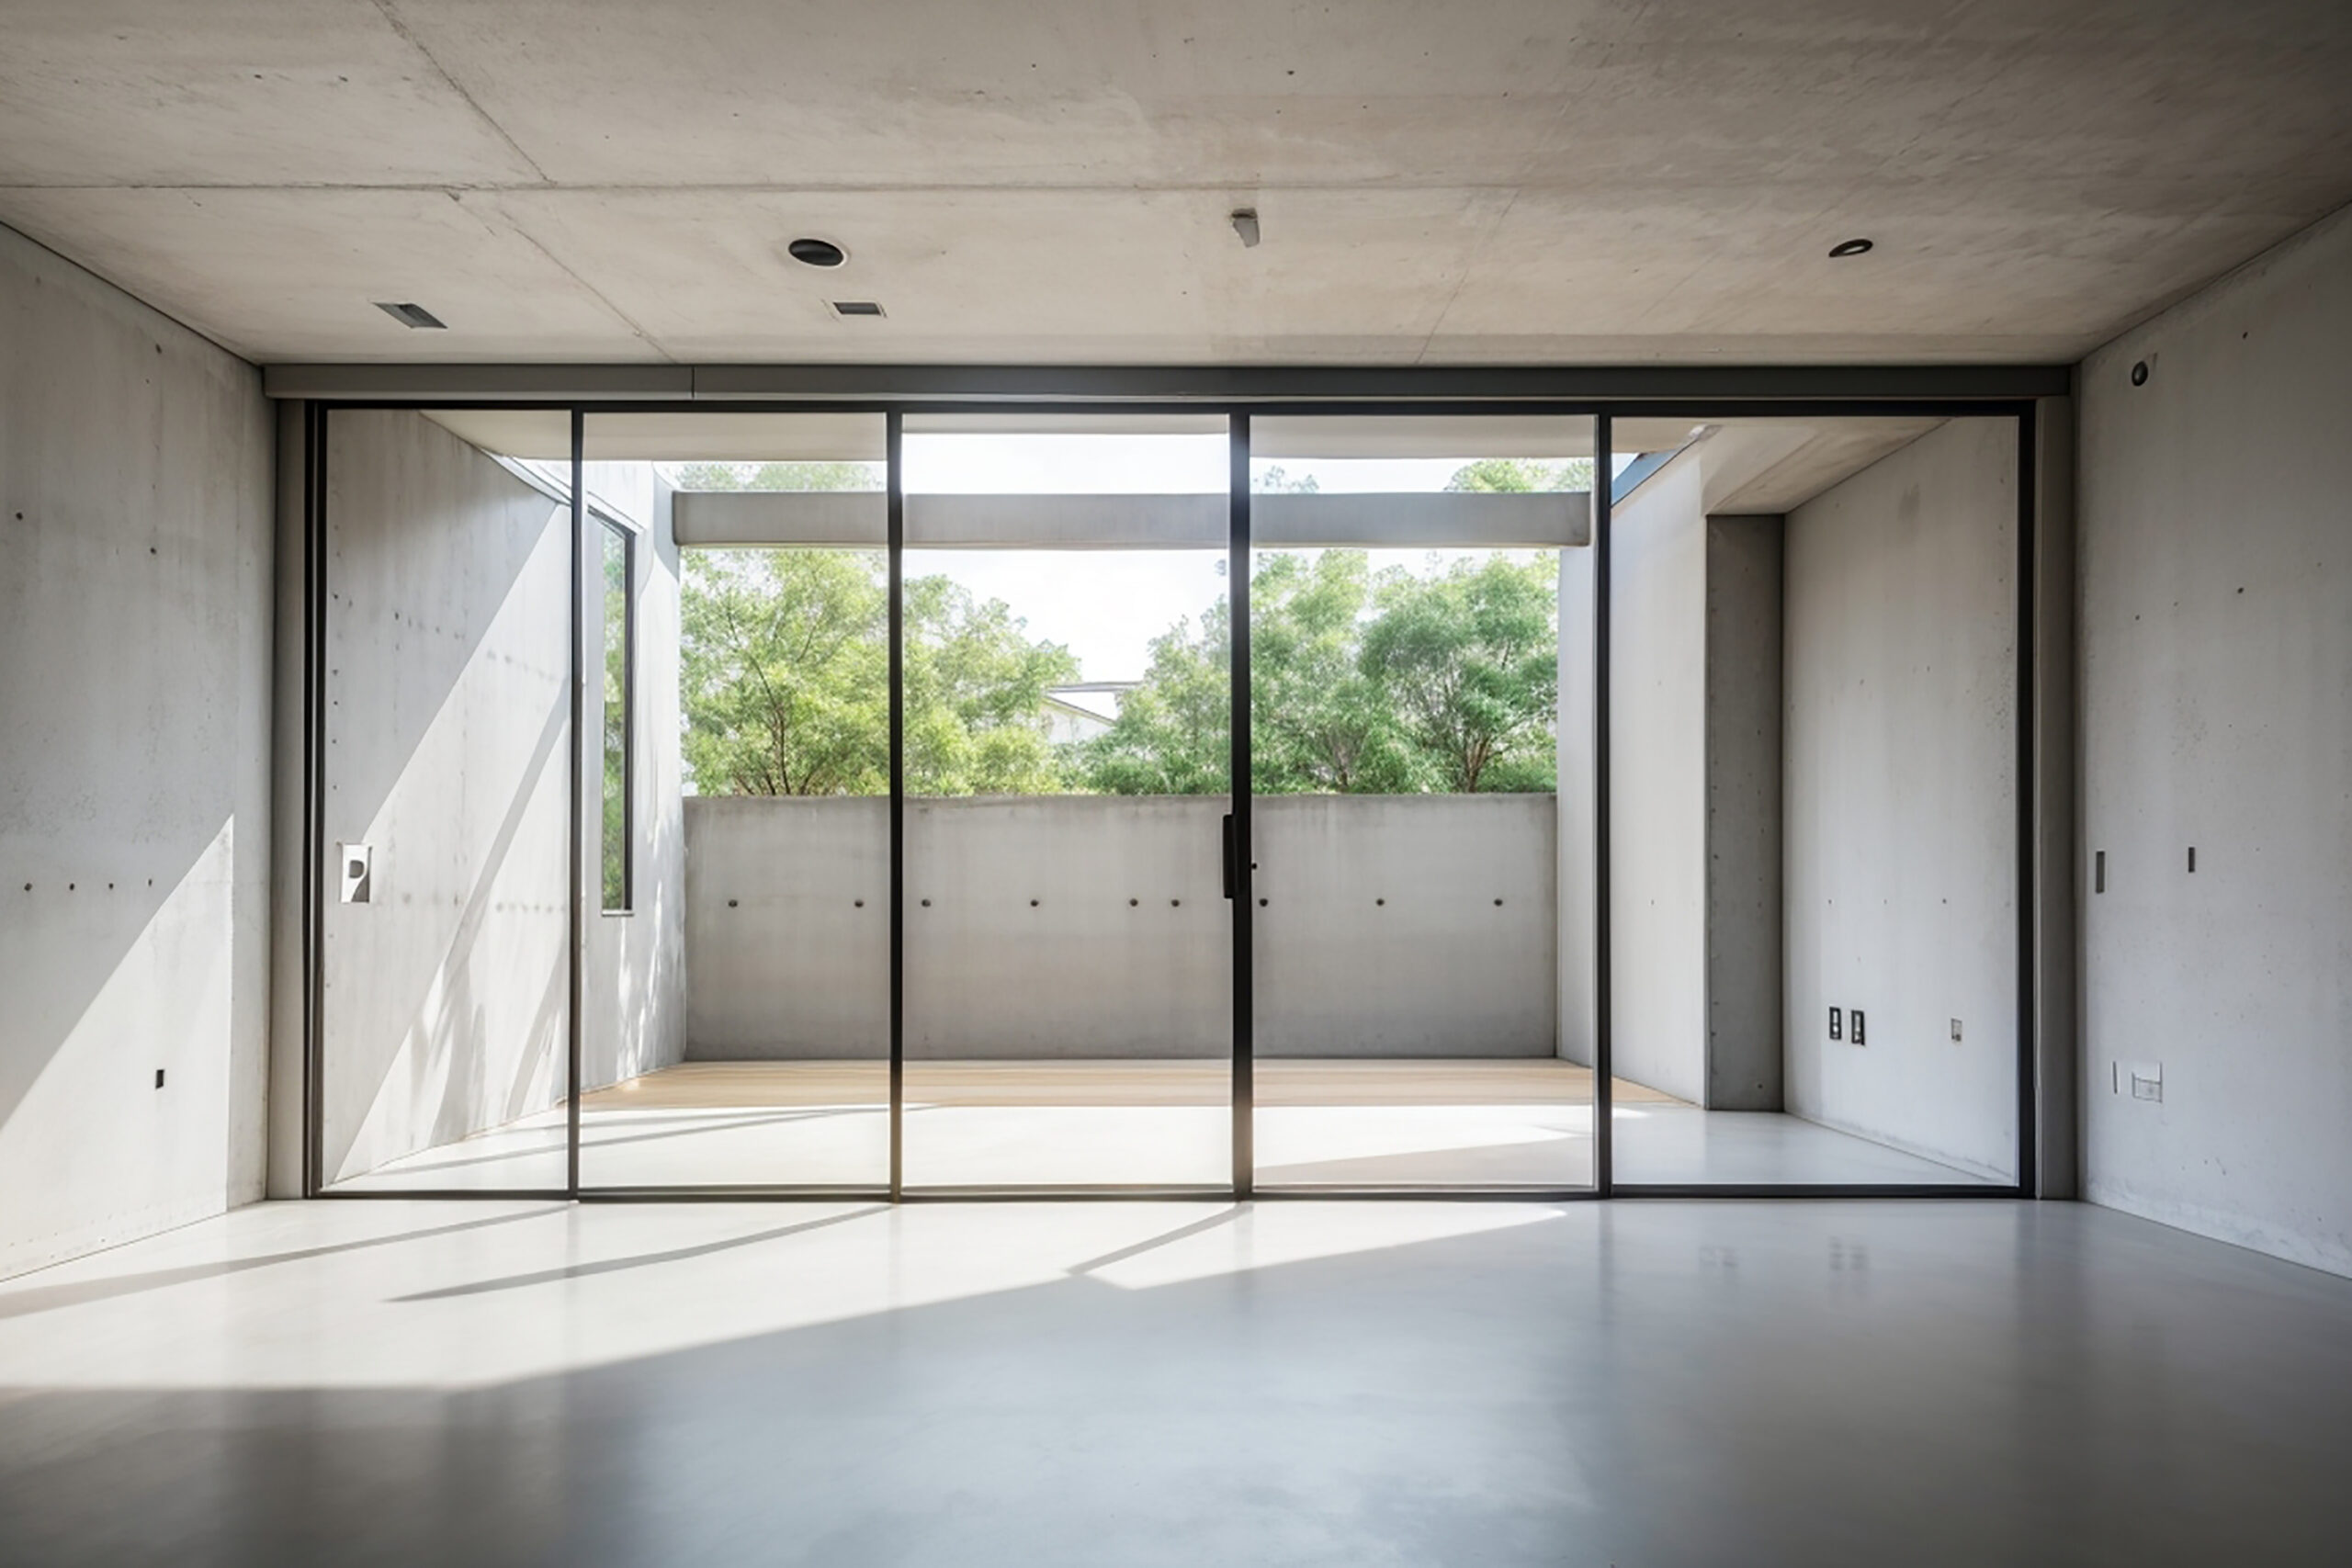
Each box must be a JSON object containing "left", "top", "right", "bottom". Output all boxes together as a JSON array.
[
  {"left": 374, "top": 300, "right": 447, "bottom": 329},
  {"left": 830, "top": 300, "right": 886, "bottom": 318},
  {"left": 788, "top": 237, "right": 848, "bottom": 267},
  {"left": 1827, "top": 238, "right": 1873, "bottom": 258}
]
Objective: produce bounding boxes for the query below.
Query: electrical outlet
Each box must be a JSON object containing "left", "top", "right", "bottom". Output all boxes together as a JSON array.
[
  {"left": 1851, "top": 1010, "right": 1867, "bottom": 1046},
  {"left": 1829, "top": 1006, "right": 1842, "bottom": 1041},
  {"left": 2128, "top": 1061, "right": 2163, "bottom": 1102},
  {"left": 1950, "top": 1018, "right": 1962, "bottom": 1042}
]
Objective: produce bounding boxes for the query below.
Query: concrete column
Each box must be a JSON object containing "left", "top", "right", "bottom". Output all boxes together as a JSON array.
[
  {"left": 1703, "top": 515, "right": 1785, "bottom": 1110},
  {"left": 2031, "top": 395, "right": 2078, "bottom": 1199}
]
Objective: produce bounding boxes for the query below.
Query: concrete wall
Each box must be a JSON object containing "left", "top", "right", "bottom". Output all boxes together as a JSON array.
[
  {"left": 1607, "top": 460, "right": 1794, "bottom": 1111},
  {"left": 1556, "top": 538, "right": 1598, "bottom": 1067},
  {"left": 318, "top": 411, "right": 573, "bottom": 1184},
  {"left": 1608, "top": 457, "right": 1710, "bottom": 1103},
  {"left": 1783, "top": 416, "right": 2018, "bottom": 1181},
  {"left": 1257, "top": 794, "right": 1557, "bottom": 1056},
  {"left": 580, "top": 465, "right": 687, "bottom": 1090},
  {"left": 684, "top": 793, "right": 1556, "bottom": 1060},
  {"left": 0, "top": 224, "right": 273, "bottom": 1278},
  {"left": 684, "top": 798, "right": 891, "bottom": 1060},
  {"left": 2078, "top": 204, "right": 2352, "bottom": 1275}
]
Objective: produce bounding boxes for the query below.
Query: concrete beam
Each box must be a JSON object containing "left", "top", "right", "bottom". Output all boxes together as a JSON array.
[{"left": 673, "top": 488, "right": 1590, "bottom": 549}]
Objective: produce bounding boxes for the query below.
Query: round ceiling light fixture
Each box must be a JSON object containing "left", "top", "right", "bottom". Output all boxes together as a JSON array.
[
  {"left": 787, "top": 237, "right": 848, "bottom": 268},
  {"left": 1827, "top": 238, "right": 1874, "bottom": 258}
]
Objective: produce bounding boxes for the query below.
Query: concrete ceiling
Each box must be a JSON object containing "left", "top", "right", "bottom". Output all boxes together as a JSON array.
[{"left": 4, "top": 1, "right": 2349, "bottom": 367}]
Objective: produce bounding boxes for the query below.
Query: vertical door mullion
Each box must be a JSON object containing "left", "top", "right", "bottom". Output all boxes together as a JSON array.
[
  {"left": 566, "top": 408, "right": 585, "bottom": 1198},
  {"left": 1593, "top": 412, "right": 1613, "bottom": 1197},
  {"left": 888, "top": 412, "right": 906, "bottom": 1201},
  {"left": 2013, "top": 411, "right": 2038, "bottom": 1197},
  {"left": 1230, "top": 414, "right": 1253, "bottom": 1199},
  {"left": 303, "top": 403, "right": 328, "bottom": 1198}
]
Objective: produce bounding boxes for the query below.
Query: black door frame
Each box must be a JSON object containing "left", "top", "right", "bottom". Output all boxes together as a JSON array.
[{"left": 298, "top": 380, "right": 2044, "bottom": 1204}]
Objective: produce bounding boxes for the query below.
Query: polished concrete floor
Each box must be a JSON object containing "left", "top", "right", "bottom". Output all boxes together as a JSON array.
[
  {"left": 2, "top": 1197, "right": 2346, "bottom": 1565},
  {"left": 330, "top": 1060, "right": 1993, "bottom": 1191}
]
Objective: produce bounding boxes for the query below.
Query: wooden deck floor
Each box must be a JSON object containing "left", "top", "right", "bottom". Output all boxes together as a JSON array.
[{"left": 582, "top": 1059, "right": 1689, "bottom": 1111}]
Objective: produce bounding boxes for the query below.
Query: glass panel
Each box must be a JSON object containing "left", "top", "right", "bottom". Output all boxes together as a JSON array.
[
  {"left": 318, "top": 408, "right": 575, "bottom": 1192},
  {"left": 599, "top": 519, "right": 633, "bottom": 912},
  {"left": 1598, "top": 414, "right": 2019, "bottom": 1187},
  {"left": 901, "top": 415, "right": 1231, "bottom": 1189},
  {"left": 576, "top": 412, "right": 890, "bottom": 1190},
  {"left": 1246, "top": 415, "right": 1602, "bottom": 1189}
]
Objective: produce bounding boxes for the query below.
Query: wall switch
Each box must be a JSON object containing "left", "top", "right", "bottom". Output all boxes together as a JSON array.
[
  {"left": 1829, "top": 1006, "right": 1843, "bottom": 1041},
  {"left": 1851, "top": 1010, "right": 1867, "bottom": 1046},
  {"left": 154, "top": 1069, "right": 165, "bottom": 1089},
  {"left": 1950, "top": 1018, "right": 1962, "bottom": 1042},
  {"left": 339, "top": 842, "right": 372, "bottom": 904}
]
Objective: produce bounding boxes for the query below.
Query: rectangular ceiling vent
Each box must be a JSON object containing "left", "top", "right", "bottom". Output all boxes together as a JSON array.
[
  {"left": 374, "top": 300, "right": 447, "bottom": 330},
  {"left": 830, "top": 300, "right": 886, "bottom": 319}
]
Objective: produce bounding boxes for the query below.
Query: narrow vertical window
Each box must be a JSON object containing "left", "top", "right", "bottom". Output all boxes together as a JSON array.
[{"left": 601, "top": 518, "right": 634, "bottom": 911}]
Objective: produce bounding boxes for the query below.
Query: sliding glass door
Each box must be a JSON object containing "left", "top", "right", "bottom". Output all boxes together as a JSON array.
[
  {"left": 315, "top": 407, "right": 577, "bottom": 1193},
  {"left": 1602, "top": 412, "right": 2026, "bottom": 1190},
  {"left": 1242, "top": 416, "right": 1601, "bottom": 1191},
  {"left": 899, "top": 416, "right": 1234, "bottom": 1190},
  {"left": 572, "top": 412, "right": 892, "bottom": 1191}
]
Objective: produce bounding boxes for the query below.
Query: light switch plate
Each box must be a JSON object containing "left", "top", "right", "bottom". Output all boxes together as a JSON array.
[{"left": 339, "top": 842, "right": 372, "bottom": 904}]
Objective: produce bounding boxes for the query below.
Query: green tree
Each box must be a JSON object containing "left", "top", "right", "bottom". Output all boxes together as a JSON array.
[
  {"left": 1247, "top": 552, "right": 1421, "bottom": 794},
  {"left": 1079, "top": 602, "right": 1232, "bottom": 795},
  {"left": 1079, "top": 551, "right": 1430, "bottom": 796},
  {"left": 1359, "top": 556, "right": 1557, "bottom": 792},
  {"left": 901, "top": 575, "right": 1080, "bottom": 794},
  {"left": 679, "top": 551, "right": 1078, "bottom": 796},
  {"left": 1445, "top": 457, "right": 1594, "bottom": 493},
  {"left": 680, "top": 549, "right": 888, "bottom": 795}
]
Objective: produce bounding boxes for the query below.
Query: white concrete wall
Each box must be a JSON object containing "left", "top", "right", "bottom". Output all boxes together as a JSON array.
[
  {"left": 684, "top": 794, "right": 1557, "bottom": 1060},
  {"left": 907, "top": 796, "right": 1230, "bottom": 1059},
  {"left": 1556, "top": 539, "right": 1598, "bottom": 1067},
  {"left": 684, "top": 798, "right": 891, "bottom": 1060},
  {"left": 2078, "top": 204, "right": 2352, "bottom": 1275},
  {"left": 1608, "top": 457, "right": 1710, "bottom": 1103},
  {"left": 1783, "top": 417, "right": 2018, "bottom": 1181},
  {"left": 318, "top": 411, "right": 572, "bottom": 1184},
  {"left": 1257, "top": 794, "right": 1556, "bottom": 1057},
  {"left": 0, "top": 224, "right": 273, "bottom": 1278},
  {"left": 580, "top": 467, "right": 687, "bottom": 1091}
]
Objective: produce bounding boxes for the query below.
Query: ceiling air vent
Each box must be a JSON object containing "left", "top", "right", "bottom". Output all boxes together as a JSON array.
[
  {"left": 830, "top": 300, "right": 886, "bottom": 318},
  {"left": 374, "top": 301, "right": 447, "bottom": 330}
]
